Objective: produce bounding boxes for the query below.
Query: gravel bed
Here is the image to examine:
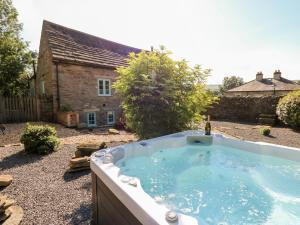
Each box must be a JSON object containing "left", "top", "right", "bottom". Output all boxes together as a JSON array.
[
  {"left": 0, "top": 144, "right": 92, "bottom": 225},
  {"left": 0, "top": 122, "right": 137, "bottom": 224},
  {"left": 211, "top": 120, "right": 300, "bottom": 148},
  {"left": 0, "top": 141, "right": 134, "bottom": 224},
  {"left": 2, "top": 120, "right": 299, "bottom": 224},
  {"left": 0, "top": 122, "right": 136, "bottom": 146}
]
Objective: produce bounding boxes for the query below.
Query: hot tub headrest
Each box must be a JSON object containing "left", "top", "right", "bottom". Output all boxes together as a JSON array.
[{"left": 110, "top": 147, "right": 125, "bottom": 163}]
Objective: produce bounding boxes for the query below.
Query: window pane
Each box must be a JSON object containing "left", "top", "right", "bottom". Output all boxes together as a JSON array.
[
  {"left": 88, "top": 113, "right": 95, "bottom": 125},
  {"left": 99, "top": 80, "right": 104, "bottom": 94},
  {"left": 107, "top": 111, "right": 114, "bottom": 123},
  {"left": 105, "top": 80, "right": 110, "bottom": 95}
]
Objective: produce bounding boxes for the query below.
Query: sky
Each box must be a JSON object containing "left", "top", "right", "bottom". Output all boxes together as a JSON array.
[{"left": 13, "top": 0, "right": 300, "bottom": 84}]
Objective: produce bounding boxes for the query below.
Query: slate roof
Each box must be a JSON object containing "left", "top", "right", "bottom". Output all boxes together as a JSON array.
[
  {"left": 43, "top": 20, "right": 142, "bottom": 68},
  {"left": 227, "top": 77, "right": 300, "bottom": 92}
]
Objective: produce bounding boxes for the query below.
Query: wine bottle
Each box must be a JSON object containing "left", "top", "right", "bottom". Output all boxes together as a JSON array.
[{"left": 205, "top": 115, "right": 211, "bottom": 135}]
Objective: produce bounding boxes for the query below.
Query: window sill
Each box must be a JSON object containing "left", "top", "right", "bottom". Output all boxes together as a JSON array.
[{"left": 98, "top": 94, "right": 112, "bottom": 97}]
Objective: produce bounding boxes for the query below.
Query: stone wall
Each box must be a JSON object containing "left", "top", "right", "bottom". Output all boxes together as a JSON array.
[
  {"left": 36, "top": 25, "right": 54, "bottom": 98},
  {"left": 207, "top": 96, "right": 282, "bottom": 122},
  {"left": 37, "top": 28, "right": 122, "bottom": 127},
  {"left": 56, "top": 63, "right": 122, "bottom": 126}
]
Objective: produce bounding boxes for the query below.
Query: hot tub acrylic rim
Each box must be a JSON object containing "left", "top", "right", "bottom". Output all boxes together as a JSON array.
[
  {"left": 90, "top": 130, "right": 300, "bottom": 225},
  {"left": 217, "top": 134, "right": 300, "bottom": 162},
  {"left": 90, "top": 156, "right": 198, "bottom": 225}
]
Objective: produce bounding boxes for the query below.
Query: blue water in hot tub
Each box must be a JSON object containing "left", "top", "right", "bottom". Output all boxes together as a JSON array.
[{"left": 115, "top": 144, "right": 300, "bottom": 225}]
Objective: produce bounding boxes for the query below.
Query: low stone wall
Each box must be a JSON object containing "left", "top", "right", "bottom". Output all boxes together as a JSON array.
[{"left": 207, "top": 96, "right": 282, "bottom": 122}]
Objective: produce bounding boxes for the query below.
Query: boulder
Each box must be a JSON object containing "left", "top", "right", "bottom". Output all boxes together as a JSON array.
[
  {"left": 0, "top": 196, "right": 15, "bottom": 212},
  {"left": 77, "top": 143, "right": 99, "bottom": 157},
  {"left": 0, "top": 209, "right": 11, "bottom": 222},
  {"left": 70, "top": 157, "right": 90, "bottom": 165},
  {"left": 67, "top": 166, "right": 90, "bottom": 173},
  {"left": 2, "top": 205, "right": 23, "bottom": 225},
  {"left": 0, "top": 175, "right": 13, "bottom": 187},
  {"left": 69, "top": 161, "right": 90, "bottom": 169},
  {"left": 108, "top": 128, "right": 120, "bottom": 135},
  {"left": 3, "top": 199, "right": 15, "bottom": 210},
  {"left": 77, "top": 143, "right": 99, "bottom": 149},
  {"left": 0, "top": 200, "right": 5, "bottom": 213},
  {"left": 68, "top": 156, "right": 90, "bottom": 172}
]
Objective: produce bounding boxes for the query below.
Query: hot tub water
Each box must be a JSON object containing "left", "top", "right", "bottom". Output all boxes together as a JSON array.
[{"left": 116, "top": 143, "right": 300, "bottom": 225}]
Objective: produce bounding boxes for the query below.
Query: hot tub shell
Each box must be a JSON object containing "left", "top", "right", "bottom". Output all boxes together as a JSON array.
[{"left": 91, "top": 130, "right": 300, "bottom": 225}]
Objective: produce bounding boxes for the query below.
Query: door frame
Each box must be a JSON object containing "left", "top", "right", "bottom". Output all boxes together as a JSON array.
[{"left": 87, "top": 112, "right": 96, "bottom": 127}]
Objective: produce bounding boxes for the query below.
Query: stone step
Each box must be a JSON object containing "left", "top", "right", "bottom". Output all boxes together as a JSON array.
[
  {"left": 67, "top": 166, "right": 90, "bottom": 173},
  {"left": 0, "top": 175, "right": 13, "bottom": 187},
  {"left": 70, "top": 157, "right": 90, "bottom": 165},
  {"left": 0, "top": 208, "right": 11, "bottom": 222},
  {"left": 2, "top": 205, "right": 23, "bottom": 225},
  {"left": 76, "top": 142, "right": 107, "bottom": 157},
  {"left": 69, "top": 161, "right": 90, "bottom": 169},
  {"left": 108, "top": 128, "right": 120, "bottom": 135}
]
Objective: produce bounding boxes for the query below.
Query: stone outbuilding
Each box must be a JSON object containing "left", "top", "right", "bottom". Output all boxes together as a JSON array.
[
  {"left": 225, "top": 70, "right": 300, "bottom": 97},
  {"left": 36, "top": 20, "right": 141, "bottom": 127}
]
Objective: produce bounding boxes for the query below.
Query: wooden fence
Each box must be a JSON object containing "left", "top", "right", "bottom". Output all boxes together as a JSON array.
[{"left": 0, "top": 96, "right": 38, "bottom": 123}]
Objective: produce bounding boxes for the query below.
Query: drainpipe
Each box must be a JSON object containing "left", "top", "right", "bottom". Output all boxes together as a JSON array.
[
  {"left": 55, "top": 62, "right": 61, "bottom": 111},
  {"left": 32, "top": 60, "right": 37, "bottom": 96}
]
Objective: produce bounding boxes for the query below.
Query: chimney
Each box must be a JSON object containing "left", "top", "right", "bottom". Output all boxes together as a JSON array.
[
  {"left": 273, "top": 70, "right": 281, "bottom": 80},
  {"left": 256, "top": 72, "right": 263, "bottom": 81}
]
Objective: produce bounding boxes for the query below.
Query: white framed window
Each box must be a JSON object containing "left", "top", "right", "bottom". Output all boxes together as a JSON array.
[
  {"left": 107, "top": 111, "right": 115, "bottom": 125},
  {"left": 87, "top": 112, "right": 96, "bottom": 127},
  {"left": 98, "top": 78, "right": 111, "bottom": 96}
]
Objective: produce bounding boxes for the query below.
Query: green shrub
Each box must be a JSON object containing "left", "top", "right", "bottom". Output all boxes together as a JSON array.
[
  {"left": 276, "top": 90, "right": 300, "bottom": 128},
  {"left": 20, "top": 123, "right": 60, "bottom": 154},
  {"left": 260, "top": 127, "right": 271, "bottom": 136},
  {"left": 114, "top": 47, "right": 217, "bottom": 138}
]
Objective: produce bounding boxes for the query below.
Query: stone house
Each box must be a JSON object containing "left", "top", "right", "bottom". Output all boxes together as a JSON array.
[
  {"left": 36, "top": 20, "right": 141, "bottom": 127},
  {"left": 225, "top": 70, "right": 300, "bottom": 97}
]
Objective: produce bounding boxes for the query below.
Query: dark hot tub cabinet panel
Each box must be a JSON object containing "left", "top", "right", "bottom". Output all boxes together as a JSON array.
[{"left": 92, "top": 172, "right": 143, "bottom": 225}]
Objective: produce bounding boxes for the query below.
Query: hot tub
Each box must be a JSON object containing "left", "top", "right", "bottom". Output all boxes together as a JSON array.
[{"left": 91, "top": 131, "right": 300, "bottom": 225}]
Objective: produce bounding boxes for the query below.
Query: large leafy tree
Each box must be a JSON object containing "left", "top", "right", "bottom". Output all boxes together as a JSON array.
[
  {"left": 114, "top": 47, "right": 217, "bottom": 138},
  {"left": 0, "top": 0, "right": 33, "bottom": 96},
  {"left": 219, "top": 75, "right": 244, "bottom": 94}
]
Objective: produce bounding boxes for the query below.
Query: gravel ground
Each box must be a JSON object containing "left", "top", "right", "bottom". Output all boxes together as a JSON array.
[
  {"left": 0, "top": 122, "right": 136, "bottom": 146},
  {"left": 0, "top": 123, "right": 137, "bottom": 225},
  {"left": 1, "top": 121, "right": 299, "bottom": 224},
  {"left": 211, "top": 120, "right": 300, "bottom": 148},
  {"left": 0, "top": 144, "right": 92, "bottom": 225}
]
